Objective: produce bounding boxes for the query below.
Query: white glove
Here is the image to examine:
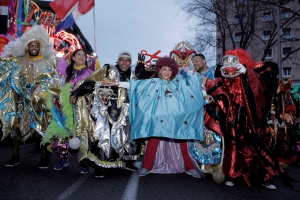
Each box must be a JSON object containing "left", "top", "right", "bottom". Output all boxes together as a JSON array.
[
  {"left": 202, "top": 90, "right": 207, "bottom": 98},
  {"left": 236, "top": 63, "right": 246, "bottom": 74}
]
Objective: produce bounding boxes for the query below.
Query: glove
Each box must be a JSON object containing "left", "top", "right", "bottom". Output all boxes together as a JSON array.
[
  {"left": 103, "top": 63, "right": 110, "bottom": 68},
  {"left": 236, "top": 63, "right": 246, "bottom": 74},
  {"left": 138, "top": 53, "right": 145, "bottom": 62}
]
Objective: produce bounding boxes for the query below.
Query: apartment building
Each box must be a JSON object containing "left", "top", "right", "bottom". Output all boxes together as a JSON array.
[{"left": 215, "top": 0, "right": 300, "bottom": 87}]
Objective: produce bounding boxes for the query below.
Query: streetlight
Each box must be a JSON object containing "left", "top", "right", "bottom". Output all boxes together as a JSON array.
[{"left": 277, "top": 4, "right": 282, "bottom": 80}]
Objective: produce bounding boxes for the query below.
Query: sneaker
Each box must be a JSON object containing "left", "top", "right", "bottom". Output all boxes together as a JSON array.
[
  {"left": 262, "top": 181, "right": 276, "bottom": 190},
  {"left": 124, "top": 162, "right": 139, "bottom": 171},
  {"left": 5, "top": 153, "right": 20, "bottom": 167},
  {"left": 80, "top": 166, "right": 89, "bottom": 174},
  {"left": 225, "top": 181, "right": 234, "bottom": 186},
  {"left": 138, "top": 168, "right": 150, "bottom": 177},
  {"left": 185, "top": 169, "right": 201, "bottom": 178},
  {"left": 39, "top": 155, "right": 49, "bottom": 169},
  {"left": 94, "top": 166, "right": 105, "bottom": 179},
  {"left": 54, "top": 159, "right": 69, "bottom": 170}
]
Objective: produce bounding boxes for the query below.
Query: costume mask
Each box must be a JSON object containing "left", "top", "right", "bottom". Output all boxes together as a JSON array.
[
  {"left": 97, "top": 88, "right": 114, "bottom": 105},
  {"left": 169, "top": 41, "right": 197, "bottom": 68},
  {"left": 220, "top": 55, "right": 242, "bottom": 79}
]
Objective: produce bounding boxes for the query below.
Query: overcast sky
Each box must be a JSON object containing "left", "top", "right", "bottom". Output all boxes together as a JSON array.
[{"left": 76, "top": 0, "right": 194, "bottom": 66}]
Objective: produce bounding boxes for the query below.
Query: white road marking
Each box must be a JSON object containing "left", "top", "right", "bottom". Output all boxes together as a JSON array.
[
  {"left": 20, "top": 143, "right": 34, "bottom": 148},
  {"left": 121, "top": 162, "right": 142, "bottom": 200},
  {"left": 57, "top": 175, "right": 90, "bottom": 200}
]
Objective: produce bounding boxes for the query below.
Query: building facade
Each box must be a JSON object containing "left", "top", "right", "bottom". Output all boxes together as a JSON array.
[{"left": 215, "top": 0, "right": 300, "bottom": 87}]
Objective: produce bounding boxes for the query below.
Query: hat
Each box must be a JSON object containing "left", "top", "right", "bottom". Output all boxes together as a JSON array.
[
  {"left": 2, "top": 25, "right": 54, "bottom": 59},
  {"left": 118, "top": 51, "right": 132, "bottom": 60}
]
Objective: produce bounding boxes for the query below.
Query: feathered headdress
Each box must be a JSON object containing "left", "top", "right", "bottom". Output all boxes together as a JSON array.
[{"left": 2, "top": 25, "right": 54, "bottom": 59}]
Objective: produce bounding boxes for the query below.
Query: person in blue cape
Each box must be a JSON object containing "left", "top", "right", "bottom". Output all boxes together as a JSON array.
[{"left": 102, "top": 56, "right": 205, "bottom": 178}]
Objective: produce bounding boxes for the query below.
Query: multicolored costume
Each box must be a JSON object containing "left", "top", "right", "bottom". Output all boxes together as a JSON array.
[
  {"left": 268, "top": 77, "right": 299, "bottom": 167},
  {"left": 189, "top": 64, "right": 223, "bottom": 174},
  {"left": 72, "top": 64, "right": 143, "bottom": 168},
  {"left": 0, "top": 25, "right": 58, "bottom": 142},
  {"left": 41, "top": 56, "right": 96, "bottom": 162}
]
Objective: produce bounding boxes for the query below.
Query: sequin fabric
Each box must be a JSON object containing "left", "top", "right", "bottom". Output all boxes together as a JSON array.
[{"left": 0, "top": 56, "right": 57, "bottom": 141}]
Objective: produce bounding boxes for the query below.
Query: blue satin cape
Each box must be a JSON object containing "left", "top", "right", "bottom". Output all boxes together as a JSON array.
[{"left": 129, "top": 72, "right": 204, "bottom": 141}]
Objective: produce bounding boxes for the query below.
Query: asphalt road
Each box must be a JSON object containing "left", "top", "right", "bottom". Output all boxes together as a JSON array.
[{"left": 0, "top": 138, "right": 299, "bottom": 200}]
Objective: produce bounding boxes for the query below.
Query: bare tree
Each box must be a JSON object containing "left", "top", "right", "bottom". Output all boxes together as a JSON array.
[{"left": 180, "top": 0, "right": 300, "bottom": 65}]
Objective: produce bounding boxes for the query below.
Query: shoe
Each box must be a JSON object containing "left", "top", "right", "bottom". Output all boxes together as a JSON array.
[
  {"left": 80, "top": 166, "right": 89, "bottom": 174},
  {"left": 39, "top": 155, "right": 49, "bottom": 169},
  {"left": 262, "top": 181, "right": 276, "bottom": 190},
  {"left": 185, "top": 169, "right": 201, "bottom": 178},
  {"left": 138, "top": 168, "right": 150, "bottom": 177},
  {"left": 54, "top": 159, "right": 69, "bottom": 170},
  {"left": 225, "top": 181, "right": 234, "bottom": 186},
  {"left": 5, "top": 153, "right": 20, "bottom": 167},
  {"left": 124, "top": 162, "right": 139, "bottom": 171},
  {"left": 94, "top": 166, "right": 105, "bottom": 179}
]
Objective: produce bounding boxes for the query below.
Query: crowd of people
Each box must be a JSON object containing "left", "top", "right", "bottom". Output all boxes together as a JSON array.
[{"left": 0, "top": 26, "right": 299, "bottom": 190}]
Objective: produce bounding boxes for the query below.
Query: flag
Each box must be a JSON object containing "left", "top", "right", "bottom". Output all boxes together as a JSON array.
[
  {"left": 0, "top": 0, "right": 9, "bottom": 34},
  {"left": 50, "top": 0, "right": 95, "bottom": 32}
]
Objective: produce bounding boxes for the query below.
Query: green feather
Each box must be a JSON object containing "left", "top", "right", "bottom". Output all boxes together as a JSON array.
[
  {"left": 291, "top": 84, "right": 300, "bottom": 102},
  {"left": 42, "top": 83, "right": 77, "bottom": 144}
]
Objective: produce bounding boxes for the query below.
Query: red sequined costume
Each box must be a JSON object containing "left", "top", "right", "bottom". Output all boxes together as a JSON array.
[{"left": 208, "top": 49, "right": 283, "bottom": 187}]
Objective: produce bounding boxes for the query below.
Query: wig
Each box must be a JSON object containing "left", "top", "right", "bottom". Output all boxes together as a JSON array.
[
  {"left": 155, "top": 56, "right": 179, "bottom": 80},
  {"left": 2, "top": 25, "right": 54, "bottom": 59},
  {"left": 224, "top": 48, "right": 262, "bottom": 69}
]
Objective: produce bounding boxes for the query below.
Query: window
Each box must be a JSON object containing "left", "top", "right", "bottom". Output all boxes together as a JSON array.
[
  {"left": 282, "top": 47, "right": 292, "bottom": 57},
  {"left": 263, "top": 30, "right": 272, "bottom": 40},
  {"left": 282, "top": 27, "right": 292, "bottom": 36},
  {"left": 264, "top": 49, "right": 272, "bottom": 58},
  {"left": 263, "top": 12, "right": 272, "bottom": 22},
  {"left": 283, "top": 67, "right": 292, "bottom": 77},
  {"left": 234, "top": 14, "right": 247, "bottom": 24},
  {"left": 281, "top": 8, "right": 292, "bottom": 19},
  {"left": 234, "top": 0, "right": 246, "bottom": 6},
  {"left": 234, "top": 32, "right": 242, "bottom": 42}
]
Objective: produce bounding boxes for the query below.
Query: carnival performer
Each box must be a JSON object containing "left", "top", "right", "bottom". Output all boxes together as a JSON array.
[
  {"left": 141, "top": 43, "right": 202, "bottom": 175},
  {"left": 0, "top": 25, "right": 58, "bottom": 169},
  {"left": 218, "top": 49, "right": 285, "bottom": 190},
  {"left": 102, "top": 56, "right": 205, "bottom": 178},
  {"left": 70, "top": 51, "right": 143, "bottom": 178},
  {"left": 192, "top": 54, "right": 215, "bottom": 79},
  {"left": 42, "top": 49, "right": 96, "bottom": 173},
  {"left": 268, "top": 76, "right": 299, "bottom": 168},
  {"left": 188, "top": 53, "right": 223, "bottom": 175}
]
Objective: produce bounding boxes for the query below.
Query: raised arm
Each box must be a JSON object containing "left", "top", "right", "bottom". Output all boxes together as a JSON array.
[{"left": 101, "top": 81, "right": 130, "bottom": 89}]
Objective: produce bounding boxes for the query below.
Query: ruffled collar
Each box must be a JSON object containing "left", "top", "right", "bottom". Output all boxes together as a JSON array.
[
  {"left": 74, "top": 64, "right": 86, "bottom": 70},
  {"left": 25, "top": 52, "right": 44, "bottom": 61}
]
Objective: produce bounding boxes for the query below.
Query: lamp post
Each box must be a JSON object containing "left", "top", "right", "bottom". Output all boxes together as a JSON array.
[{"left": 277, "top": 3, "right": 282, "bottom": 80}]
